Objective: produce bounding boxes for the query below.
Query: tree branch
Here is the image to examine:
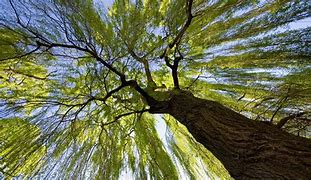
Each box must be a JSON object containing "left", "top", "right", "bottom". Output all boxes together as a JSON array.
[
  {"left": 4, "top": 67, "right": 49, "bottom": 80},
  {"left": 0, "top": 46, "right": 41, "bottom": 62},
  {"left": 93, "top": 81, "right": 133, "bottom": 103},
  {"left": 103, "top": 108, "right": 149, "bottom": 126},
  {"left": 35, "top": 41, "right": 127, "bottom": 81},
  {"left": 159, "top": 0, "right": 193, "bottom": 89},
  {"left": 36, "top": 41, "right": 159, "bottom": 106},
  {"left": 116, "top": 109, "right": 149, "bottom": 120},
  {"left": 160, "top": 0, "right": 193, "bottom": 58},
  {"left": 276, "top": 112, "right": 307, "bottom": 128},
  {"left": 7, "top": 1, "right": 159, "bottom": 108},
  {"left": 169, "top": 0, "right": 193, "bottom": 49},
  {"left": 128, "top": 49, "right": 156, "bottom": 87}
]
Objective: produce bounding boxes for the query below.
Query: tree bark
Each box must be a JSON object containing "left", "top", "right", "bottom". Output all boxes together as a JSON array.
[{"left": 149, "top": 91, "right": 311, "bottom": 179}]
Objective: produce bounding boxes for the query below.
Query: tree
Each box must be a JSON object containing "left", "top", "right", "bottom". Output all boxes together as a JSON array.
[{"left": 0, "top": 0, "right": 310, "bottom": 179}]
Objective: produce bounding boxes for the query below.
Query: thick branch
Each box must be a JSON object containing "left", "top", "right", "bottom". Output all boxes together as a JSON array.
[
  {"left": 168, "top": 0, "right": 193, "bottom": 49},
  {"left": 160, "top": 0, "right": 193, "bottom": 89},
  {"left": 172, "top": 55, "right": 182, "bottom": 89},
  {"left": 276, "top": 112, "right": 307, "bottom": 128},
  {"left": 129, "top": 50, "right": 156, "bottom": 87},
  {"left": 94, "top": 80, "right": 136, "bottom": 103},
  {"left": 142, "top": 60, "right": 155, "bottom": 86},
  {"left": 126, "top": 80, "right": 158, "bottom": 105}
]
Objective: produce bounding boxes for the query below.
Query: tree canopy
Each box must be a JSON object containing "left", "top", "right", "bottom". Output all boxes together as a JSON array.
[{"left": 0, "top": 0, "right": 310, "bottom": 179}]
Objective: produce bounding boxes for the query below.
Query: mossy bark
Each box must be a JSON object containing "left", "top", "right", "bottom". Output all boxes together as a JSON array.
[{"left": 149, "top": 92, "right": 311, "bottom": 179}]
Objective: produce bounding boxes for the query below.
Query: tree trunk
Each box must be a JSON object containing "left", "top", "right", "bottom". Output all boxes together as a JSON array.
[{"left": 149, "top": 91, "right": 311, "bottom": 179}]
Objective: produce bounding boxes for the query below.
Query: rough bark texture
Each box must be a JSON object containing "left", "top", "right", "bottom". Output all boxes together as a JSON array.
[{"left": 150, "top": 92, "right": 311, "bottom": 179}]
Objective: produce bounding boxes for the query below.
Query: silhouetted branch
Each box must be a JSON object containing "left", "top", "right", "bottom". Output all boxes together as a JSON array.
[
  {"left": 159, "top": 0, "right": 194, "bottom": 89},
  {"left": 3, "top": 67, "right": 49, "bottom": 80},
  {"left": 0, "top": 46, "right": 41, "bottom": 62},
  {"left": 276, "top": 112, "right": 307, "bottom": 128},
  {"left": 101, "top": 108, "right": 149, "bottom": 126}
]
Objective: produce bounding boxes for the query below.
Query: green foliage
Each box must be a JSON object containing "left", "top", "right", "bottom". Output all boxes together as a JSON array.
[
  {"left": 0, "top": 118, "right": 46, "bottom": 178},
  {"left": 0, "top": 0, "right": 310, "bottom": 179}
]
